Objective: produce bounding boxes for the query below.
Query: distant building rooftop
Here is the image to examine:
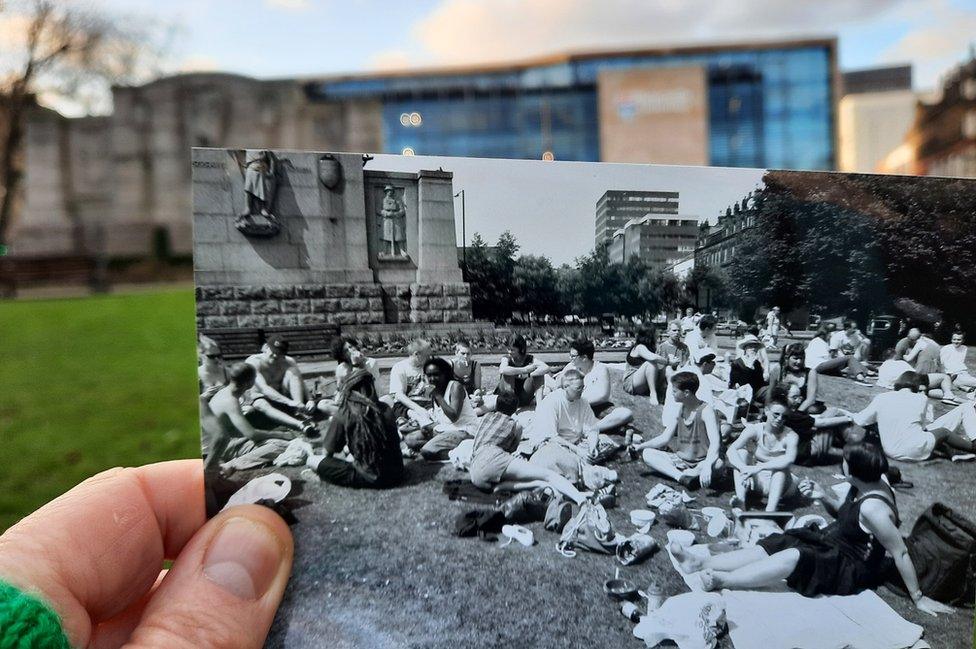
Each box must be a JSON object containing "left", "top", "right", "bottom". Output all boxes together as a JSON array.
[{"left": 842, "top": 65, "right": 912, "bottom": 95}]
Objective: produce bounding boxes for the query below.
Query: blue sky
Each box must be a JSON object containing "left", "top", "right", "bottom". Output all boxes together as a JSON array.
[{"left": 96, "top": 0, "right": 976, "bottom": 90}]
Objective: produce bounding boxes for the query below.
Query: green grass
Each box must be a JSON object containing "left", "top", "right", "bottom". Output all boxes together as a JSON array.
[{"left": 0, "top": 289, "right": 201, "bottom": 530}]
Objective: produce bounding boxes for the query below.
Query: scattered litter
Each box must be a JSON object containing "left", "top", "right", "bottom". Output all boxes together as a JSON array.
[
  {"left": 499, "top": 524, "right": 534, "bottom": 547},
  {"left": 273, "top": 438, "right": 313, "bottom": 466},
  {"left": 646, "top": 484, "right": 696, "bottom": 509},
  {"left": 616, "top": 533, "right": 659, "bottom": 565},
  {"left": 633, "top": 591, "right": 726, "bottom": 649},
  {"left": 222, "top": 473, "right": 291, "bottom": 511}
]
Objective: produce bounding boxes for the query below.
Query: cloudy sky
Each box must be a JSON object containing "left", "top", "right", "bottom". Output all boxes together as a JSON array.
[
  {"left": 369, "top": 154, "right": 765, "bottom": 264},
  {"left": 86, "top": 0, "right": 976, "bottom": 91}
]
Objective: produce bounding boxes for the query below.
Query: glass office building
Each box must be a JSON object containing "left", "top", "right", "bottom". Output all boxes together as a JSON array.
[{"left": 308, "top": 39, "right": 837, "bottom": 170}]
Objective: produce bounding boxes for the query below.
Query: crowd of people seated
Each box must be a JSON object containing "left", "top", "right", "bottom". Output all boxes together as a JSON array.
[{"left": 197, "top": 311, "right": 974, "bottom": 620}]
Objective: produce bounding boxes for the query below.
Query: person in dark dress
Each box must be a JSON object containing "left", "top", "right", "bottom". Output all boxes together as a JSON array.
[
  {"left": 305, "top": 368, "right": 404, "bottom": 488},
  {"left": 670, "top": 442, "right": 952, "bottom": 617},
  {"left": 729, "top": 335, "right": 770, "bottom": 404}
]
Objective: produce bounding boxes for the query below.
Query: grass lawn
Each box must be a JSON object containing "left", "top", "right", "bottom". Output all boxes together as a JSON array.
[
  {"left": 0, "top": 289, "right": 201, "bottom": 530},
  {"left": 264, "top": 367, "right": 976, "bottom": 649}
]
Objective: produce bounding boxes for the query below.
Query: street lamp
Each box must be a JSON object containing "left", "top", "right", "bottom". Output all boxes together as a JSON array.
[{"left": 454, "top": 189, "right": 466, "bottom": 273}]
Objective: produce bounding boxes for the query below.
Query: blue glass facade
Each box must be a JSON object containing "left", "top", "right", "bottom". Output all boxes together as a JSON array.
[{"left": 308, "top": 42, "right": 835, "bottom": 170}]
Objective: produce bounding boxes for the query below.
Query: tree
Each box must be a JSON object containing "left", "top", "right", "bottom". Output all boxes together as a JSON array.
[
  {"left": 684, "top": 264, "right": 730, "bottom": 312},
  {"left": 0, "top": 0, "right": 171, "bottom": 248},
  {"left": 513, "top": 254, "right": 561, "bottom": 321}
]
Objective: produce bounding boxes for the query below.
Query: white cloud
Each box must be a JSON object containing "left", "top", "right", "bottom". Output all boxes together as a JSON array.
[
  {"left": 369, "top": 49, "right": 413, "bottom": 71},
  {"left": 264, "top": 0, "right": 311, "bottom": 11},
  {"left": 178, "top": 55, "right": 219, "bottom": 73},
  {"left": 399, "top": 0, "right": 912, "bottom": 67},
  {"left": 878, "top": 0, "right": 976, "bottom": 90}
]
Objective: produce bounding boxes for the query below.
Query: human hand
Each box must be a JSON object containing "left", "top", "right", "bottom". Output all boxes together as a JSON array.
[
  {"left": 201, "top": 385, "right": 222, "bottom": 401},
  {"left": 915, "top": 595, "right": 953, "bottom": 617},
  {"left": 699, "top": 465, "right": 713, "bottom": 489},
  {"left": 0, "top": 460, "right": 293, "bottom": 648},
  {"left": 798, "top": 478, "right": 825, "bottom": 500}
]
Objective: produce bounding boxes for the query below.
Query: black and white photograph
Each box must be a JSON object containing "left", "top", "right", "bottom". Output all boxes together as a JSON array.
[{"left": 193, "top": 148, "right": 976, "bottom": 649}]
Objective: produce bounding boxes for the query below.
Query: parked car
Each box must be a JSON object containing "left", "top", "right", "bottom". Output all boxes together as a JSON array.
[{"left": 867, "top": 315, "right": 902, "bottom": 361}]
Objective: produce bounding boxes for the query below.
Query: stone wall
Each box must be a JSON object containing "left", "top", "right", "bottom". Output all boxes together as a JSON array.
[{"left": 196, "top": 282, "right": 471, "bottom": 329}]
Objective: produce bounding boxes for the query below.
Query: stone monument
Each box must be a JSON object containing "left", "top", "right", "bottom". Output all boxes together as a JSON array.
[{"left": 192, "top": 148, "right": 472, "bottom": 329}]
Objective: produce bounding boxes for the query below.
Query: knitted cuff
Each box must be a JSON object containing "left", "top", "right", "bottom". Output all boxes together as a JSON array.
[{"left": 0, "top": 580, "right": 70, "bottom": 649}]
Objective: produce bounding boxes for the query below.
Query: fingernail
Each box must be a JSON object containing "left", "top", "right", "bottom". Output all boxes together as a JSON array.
[{"left": 204, "top": 517, "right": 283, "bottom": 600}]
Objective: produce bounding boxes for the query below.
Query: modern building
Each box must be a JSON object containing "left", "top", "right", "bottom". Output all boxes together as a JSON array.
[
  {"left": 878, "top": 50, "right": 976, "bottom": 178},
  {"left": 695, "top": 194, "right": 757, "bottom": 269},
  {"left": 837, "top": 65, "right": 916, "bottom": 173},
  {"left": 10, "top": 37, "right": 838, "bottom": 262},
  {"left": 608, "top": 213, "right": 700, "bottom": 268},
  {"left": 595, "top": 189, "right": 679, "bottom": 247}
]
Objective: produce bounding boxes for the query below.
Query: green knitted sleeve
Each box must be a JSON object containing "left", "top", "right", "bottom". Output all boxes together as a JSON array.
[{"left": 0, "top": 580, "right": 70, "bottom": 649}]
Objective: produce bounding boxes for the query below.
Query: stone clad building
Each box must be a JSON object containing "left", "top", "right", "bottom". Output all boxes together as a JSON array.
[
  {"left": 193, "top": 149, "right": 471, "bottom": 329},
  {"left": 12, "top": 73, "right": 382, "bottom": 259}
]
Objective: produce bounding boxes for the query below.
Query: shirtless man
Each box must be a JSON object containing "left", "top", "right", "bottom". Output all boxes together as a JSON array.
[
  {"left": 205, "top": 362, "right": 297, "bottom": 471},
  {"left": 198, "top": 336, "right": 227, "bottom": 395},
  {"left": 244, "top": 336, "right": 317, "bottom": 434}
]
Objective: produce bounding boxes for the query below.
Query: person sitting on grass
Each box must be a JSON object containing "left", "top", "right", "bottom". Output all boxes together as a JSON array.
[
  {"left": 829, "top": 318, "right": 872, "bottom": 363},
  {"left": 633, "top": 371, "right": 721, "bottom": 491},
  {"left": 205, "top": 362, "right": 297, "bottom": 472},
  {"left": 658, "top": 320, "right": 691, "bottom": 379},
  {"left": 684, "top": 314, "right": 718, "bottom": 355},
  {"left": 902, "top": 326, "right": 942, "bottom": 375},
  {"left": 805, "top": 325, "right": 873, "bottom": 383},
  {"left": 783, "top": 385, "right": 859, "bottom": 464},
  {"left": 495, "top": 334, "right": 549, "bottom": 409},
  {"left": 851, "top": 371, "right": 971, "bottom": 461},
  {"left": 198, "top": 336, "right": 227, "bottom": 393},
  {"left": 333, "top": 336, "right": 380, "bottom": 389},
  {"left": 726, "top": 394, "right": 799, "bottom": 512},
  {"left": 561, "top": 336, "right": 635, "bottom": 432},
  {"left": 451, "top": 339, "right": 482, "bottom": 396},
  {"left": 243, "top": 337, "right": 317, "bottom": 436},
  {"left": 387, "top": 338, "right": 433, "bottom": 420},
  {"left": 623, "top": 324, "right": 667, "bottom": 404},
  {"left": 670, "top": 441, "right": 954, "bottom": 618},
  {"left": 304, "top": 368, "right": 403, "bottom": 488},
  {"left": 524, "top": 368, "right": 626, "bottom": 478},
  {"left": 729, "top": 334, "right": 773, "bottom": 404},
  {"left": 468, "top": 391, "right": 591, "bottom": 505},
  {"left": 940, "top": 330, "right": 976, "bottom": 394},
  {"left": 926, "top": 399, "right": 976, "bottom": 454},
  {"left": 772, "top": 343, "right": 824, "bottom": 414},
  {"left": 402, "top": 357, "right": 481, "bottom": 460},
  {"left": 877, "top": 347, "right": 960, "bottom": 405}
]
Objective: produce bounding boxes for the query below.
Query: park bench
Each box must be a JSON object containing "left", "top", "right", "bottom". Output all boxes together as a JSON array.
[
  {"left": 0, "top": 255, "right": 95, "bottom": 297},
  {"left": 264, "top": 323, "right": 340, "bottom": 358},
  {"left": 199, "top": 323, "right": 340, "bottom": 360}
]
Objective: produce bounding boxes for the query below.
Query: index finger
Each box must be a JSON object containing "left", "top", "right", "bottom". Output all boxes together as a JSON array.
[{"left": 0, "top": 459, "right": 206, "bottom": 647}]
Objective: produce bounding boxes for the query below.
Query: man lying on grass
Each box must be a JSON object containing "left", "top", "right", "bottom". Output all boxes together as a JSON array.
[{"left": 468, "top": 391, "right": 591, "bottom": 505}]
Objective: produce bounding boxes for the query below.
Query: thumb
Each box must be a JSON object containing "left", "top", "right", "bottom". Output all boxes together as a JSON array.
[{"left": 129, "top": 504, "right": 293, "bottom": 648}]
